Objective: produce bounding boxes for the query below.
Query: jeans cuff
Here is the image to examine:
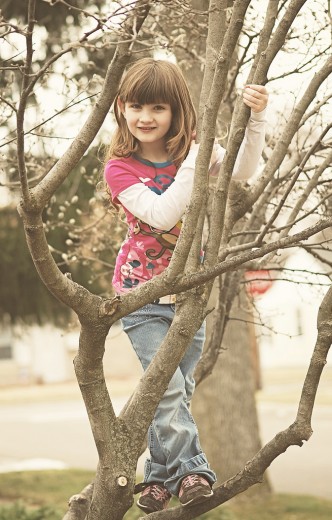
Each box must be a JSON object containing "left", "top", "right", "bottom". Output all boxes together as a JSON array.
[
  {"left": 164, "top": 453, "right": 217, "bottom": 495},
  {"left": 144, "top": 458, "right": 169, "bottom": 484}
]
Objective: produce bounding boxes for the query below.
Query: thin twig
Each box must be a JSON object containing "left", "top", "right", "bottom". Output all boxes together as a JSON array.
[{"left": 16, "top": 0, "right": 37, "bottom": 203}]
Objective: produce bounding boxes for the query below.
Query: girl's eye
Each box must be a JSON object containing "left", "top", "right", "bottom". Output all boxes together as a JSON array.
[
  {"left": 154, "top": 105, "right": 166, "bottom": 111},
  {"left": 130, "top": 103, "right": 141, "bottom": 109}
]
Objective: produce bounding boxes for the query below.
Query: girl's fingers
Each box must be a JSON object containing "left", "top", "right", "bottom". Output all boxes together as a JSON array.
[
  {"left": 245, "top": 84, "right": 268, "bottom": 94},
  {"left": 243, "top": 85, "right": 269, "bottom": 113},
  {"left": 244, "top": 86, "right": 268, "bottom": 100}
]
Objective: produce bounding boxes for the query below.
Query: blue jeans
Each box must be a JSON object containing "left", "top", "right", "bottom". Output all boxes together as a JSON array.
[{"left": 121, "top": 303, "right": 216, "bottom": 495}]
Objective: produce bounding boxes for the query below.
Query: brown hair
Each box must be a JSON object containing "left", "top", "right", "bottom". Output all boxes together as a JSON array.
[{"left": 105, "top": 58, "right": 196, "bottom": 168}]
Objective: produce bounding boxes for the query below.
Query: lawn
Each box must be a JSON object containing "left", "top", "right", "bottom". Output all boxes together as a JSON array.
[{"left": 0, "top": 470, "right": 332, "bottom": 519}]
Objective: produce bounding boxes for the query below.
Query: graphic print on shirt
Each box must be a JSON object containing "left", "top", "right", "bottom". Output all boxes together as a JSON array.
[
  {"left": 133, "top": 220, "right": 182, "bottom": 260},
  {"left": 105, "top": 156, "right": 184, "bottom": 293},
  {"left": 120, "top": 258, "right": 140, "bottom": 290},
  {"left": 121, "top": 171, "right": 182, "bottom": 290},
  {"left": 148, "top": 173, "right": 175, "bottom": 194}
]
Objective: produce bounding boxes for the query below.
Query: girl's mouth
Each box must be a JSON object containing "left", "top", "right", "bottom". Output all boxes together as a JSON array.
[{"left": 138, "top": 127, "right": 156, "bottom": 131}]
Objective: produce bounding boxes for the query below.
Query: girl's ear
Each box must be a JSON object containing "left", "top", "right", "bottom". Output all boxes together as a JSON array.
[{"left": 117, "top": 98, "right": 126, "bottom": 118}]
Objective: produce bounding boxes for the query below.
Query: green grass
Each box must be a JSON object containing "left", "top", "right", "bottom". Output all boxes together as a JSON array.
[
  {"left": 0, "top": 469, "right": 95, "bottom": 508},
  {"left": 0, "top": 470, "right": 332, "bottom": 519},
  {"left": 0, "top": 502, "right": 61, "bottom": 520},
  {"left": 225, "top": 494, "right": 332, "bottom": 520}
]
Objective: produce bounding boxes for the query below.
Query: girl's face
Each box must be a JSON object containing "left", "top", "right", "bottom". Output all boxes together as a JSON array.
[{"left": 119, "top": 100, "right": 172, "bottom": 152}]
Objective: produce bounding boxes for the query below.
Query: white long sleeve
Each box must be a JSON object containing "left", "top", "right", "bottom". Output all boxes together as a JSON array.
[
  {"left": 210, "top": 109, "right": 266, "bottom": 180},
  {"left": 118, "top": 148, "right": 197, "bottom": 230},
  {"left": 118, "top": 109, "right": 266, "bottom": 229},
  {"left": 233, "top": 108, "right": 266, "bottom": 180}
]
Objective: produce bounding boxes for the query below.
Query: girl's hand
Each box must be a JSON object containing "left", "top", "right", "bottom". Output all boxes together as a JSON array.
[
  {"left": 189, "top": 131, "right": 200, "bottom": 152},
  {"left": 209, "top": 143, "right": 224, "bottom": 176},
  {"left": 210, "top": 142, "right": 219, "bottom": 165},
  {"left": 188, "top": 139, "right": 223, "bottom": 176},
  {"left": 243, "top": 84, "right": 269, "bottom": 113}
]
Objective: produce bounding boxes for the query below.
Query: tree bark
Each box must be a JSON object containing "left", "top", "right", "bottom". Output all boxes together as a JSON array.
[{"left": 193, "top": 286, "right": 271, "bottom": 493}]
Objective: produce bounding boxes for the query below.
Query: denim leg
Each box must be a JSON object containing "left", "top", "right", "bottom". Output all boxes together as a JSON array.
[
  {"left": 179, "top": 319, "right": 206, "bottom": 404},
  {"left": 121, "top": 304, "right": 216, "bottom": 495},
  {"left": 122, "top": 304, "right": 171, "bottom": 486}
]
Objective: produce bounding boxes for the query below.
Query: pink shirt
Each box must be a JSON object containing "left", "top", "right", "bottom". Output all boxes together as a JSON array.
[
  {"left": 105, "top": 109, "right": 267, "bottom": 294},
  {"left": 105, "top": 155, "right": 182, "bottom": 293}
]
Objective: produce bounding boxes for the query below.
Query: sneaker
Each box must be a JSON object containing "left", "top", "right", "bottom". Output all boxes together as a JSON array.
[
  {"left": 137, "top": 483, "right": 171, "bottom": 513},
  {"left": 179, "top": 474, "right": 213, "bottom": 507}
]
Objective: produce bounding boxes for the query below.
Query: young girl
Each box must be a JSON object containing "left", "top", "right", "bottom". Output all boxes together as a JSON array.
[{"left": 104, "top": 58, "right": 268, "bottom": 514}]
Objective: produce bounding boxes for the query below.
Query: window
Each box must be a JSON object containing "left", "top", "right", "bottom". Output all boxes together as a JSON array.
[{"left": 0, "top": 344, "right": 13, "bottom": 360}]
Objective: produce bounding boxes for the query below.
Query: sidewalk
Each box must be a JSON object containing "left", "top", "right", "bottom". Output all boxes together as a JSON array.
[{"left": 1, "top": 365, "right": 332, "bottom": 406}]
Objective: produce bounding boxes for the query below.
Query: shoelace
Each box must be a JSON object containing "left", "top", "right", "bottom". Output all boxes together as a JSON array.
[
  {"left": 182, "top": 474, "right": 202, "bottom": 488},
  {"left": 145, "top": 484, "right": 170, "bottom": 501}
]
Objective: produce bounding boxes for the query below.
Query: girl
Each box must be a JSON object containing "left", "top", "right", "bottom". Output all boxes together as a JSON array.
[{"left": 104, "top": 58, "right": 268, "bottom": 514}]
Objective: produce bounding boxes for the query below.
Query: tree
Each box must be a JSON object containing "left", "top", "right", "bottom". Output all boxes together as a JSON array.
[
  {"left": 1, "top": 1, "right": 331, "bottom": 519},
  {"left": 169, "top": 1, "right": 269, "bottom": 489},
  {"left": 192, "top": 282, "right": 270, "bottom": 491}
]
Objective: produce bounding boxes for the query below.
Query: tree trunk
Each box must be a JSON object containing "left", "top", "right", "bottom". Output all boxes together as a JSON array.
[
  {"left": 170, "top": 0, "right": 271, "bottom": 495},
  {"left": 193, "top": 286, "right": 271, "bottom": 494}
]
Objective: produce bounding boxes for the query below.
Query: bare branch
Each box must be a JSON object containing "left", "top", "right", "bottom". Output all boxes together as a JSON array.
[
  {"left": 0, "top": 95, "right": 17, "bottom": 113},
  {"left": 253, "top": 0, "right": 309, "bottom": 84},
  {"left": 29, "top": 2, "right": 152, "bottom": 209},
  {"left": 255, "top": 126, "right": 332, "bottom": 244},
  {"left": 168, "top": 0, "right": 252, "bottom": 279},
  {"left": 16, "top": 0, "right": 37, "bottom": 203},
  {"left": 268, "top": 44, "right": 331, "bottom": 83},
  {"left": 99, "top": 217, "right": 332, "bottom": 323},
  {"left": 251, "top": 55, "right": 332, "bottom": 204},
  {"left": 63, "top": 482, "right": 94, "bottom": 520},
  {"left": 300, "top": 92, "right": 332, "bottom": 126},
  {"left": 197, "top": 0, "right": 228, "bottom": 138},
  {"left": 1, "top": 93, "right": 99, "bottom": 149},
  {"left": 245, "top": 0, "right": 279, "bottom": 85}
]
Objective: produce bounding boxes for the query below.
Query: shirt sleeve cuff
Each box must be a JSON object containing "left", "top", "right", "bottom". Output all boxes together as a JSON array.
[
  {"left": 179, "top": 148, "right": 198, "bottom": 170},
  {"left": 250, "top": 107, "right": 267, "bottom": 122}
]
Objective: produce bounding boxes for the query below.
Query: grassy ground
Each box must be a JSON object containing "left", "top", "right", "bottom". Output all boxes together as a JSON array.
[{"left": 0, "top": 470, "right": 332, "bottom": 519}]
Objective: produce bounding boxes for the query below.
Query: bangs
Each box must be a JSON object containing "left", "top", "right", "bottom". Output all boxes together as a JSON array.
[{"left": 119, "top": 61, "right": 179, "bottom": 107}]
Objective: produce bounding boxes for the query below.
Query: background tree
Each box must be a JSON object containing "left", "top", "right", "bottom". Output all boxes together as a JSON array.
[{"left": 0, "top": 1, "right": 331, "bottom": 520}]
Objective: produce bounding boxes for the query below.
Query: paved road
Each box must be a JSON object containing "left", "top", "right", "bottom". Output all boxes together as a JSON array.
[
  {"left": 258, "top": 402, "right": 332, "bottom": 500},
  {"left": 0, "top": 398, "right": 126, "bottom": 473},
  {"left": 0, "top": 396, "right": 331, "bottom": 500}
]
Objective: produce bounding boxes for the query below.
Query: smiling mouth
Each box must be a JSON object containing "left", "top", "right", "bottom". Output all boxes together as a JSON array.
[{"left": 138, "top": 127, "right": 156, "bottom": 131}]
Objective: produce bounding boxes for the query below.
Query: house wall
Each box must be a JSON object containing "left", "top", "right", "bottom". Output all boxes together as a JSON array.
[
  {"left": 0, "top": 320, "right": 141, "bottom": 386},
  {"left": 254, "top": 250, "right": 330, "bottom": 367}
]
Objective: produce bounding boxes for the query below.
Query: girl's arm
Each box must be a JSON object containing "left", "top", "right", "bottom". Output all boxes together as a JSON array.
[
  {"left": 210, "top": 109, "right": 267, "bottom": 180},
  {"left": 117, "top": 146, "right": 198, "bottom": 230},
  {"left": 117, "top": 85, "right": 268, "bottom": 229},
  {"left": 232, "top": 84, "right": 268, "bottom": 180},
  {"left": 231, "top": 107, "right": 266, "bottom": 180}
]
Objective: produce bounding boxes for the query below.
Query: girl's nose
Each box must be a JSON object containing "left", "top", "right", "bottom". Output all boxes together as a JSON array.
[{"left": 139, "top": 109, "right": 153, "bottom": 123}]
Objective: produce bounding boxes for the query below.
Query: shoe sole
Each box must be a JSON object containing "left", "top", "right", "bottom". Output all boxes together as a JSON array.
[
  {"left": 137, "top": 499, "right": 168, "bottom": 514},
  {"left": 181, "top": 489, "right": 214, "bottom": 507},
  {"left": 136, "top": 499, "right": 155, "bottom": 514}
]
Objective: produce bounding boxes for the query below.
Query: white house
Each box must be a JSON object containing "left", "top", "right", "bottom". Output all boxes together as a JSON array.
[{"left": 253, "top": 249, "right": 330, "bottom": 368}]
